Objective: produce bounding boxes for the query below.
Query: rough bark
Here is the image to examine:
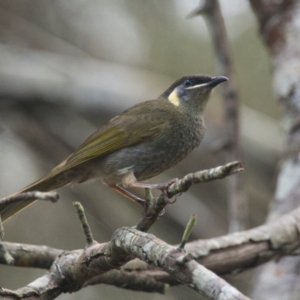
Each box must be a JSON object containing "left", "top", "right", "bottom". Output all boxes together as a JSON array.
[{"left": 249, "top": 1, "right": 300, "bottom": 299}]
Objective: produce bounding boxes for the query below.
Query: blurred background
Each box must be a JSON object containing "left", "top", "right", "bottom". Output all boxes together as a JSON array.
[{"left": 0, "top": 0, "right": 280, "bottom": 299}]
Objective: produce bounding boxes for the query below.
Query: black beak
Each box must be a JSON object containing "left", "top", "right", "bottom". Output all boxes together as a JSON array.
[
  {"left": 184, "top": 75, "right": 228, "bottom": 90},
  {"left": 207, "top": 76, "right": 228, "bottom": 88}
]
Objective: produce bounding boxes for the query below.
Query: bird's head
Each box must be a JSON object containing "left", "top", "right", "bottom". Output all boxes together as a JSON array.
[{"left": 160, "top": 75, "right": 228, "bottom": 113}]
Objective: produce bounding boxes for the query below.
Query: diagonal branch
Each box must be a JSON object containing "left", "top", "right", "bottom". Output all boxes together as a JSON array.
[
  {"left": 112, "top": 227, "right": 250, "bottom": 300},
  {"left": 0, "top": 162, "right": 245, "bottom": 299},
  {"left": 2, "top": 202, "right": 300, "bottom": 296},
  {"left": 0, "top": 217, "right": 251, "bottom": 299},
  {"left": 137, "top": 161, "right": 243, "bottom": 232}
]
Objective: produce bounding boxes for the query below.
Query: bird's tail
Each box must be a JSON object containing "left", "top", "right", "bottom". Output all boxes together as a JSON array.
[{"left": 0, "top": 172, "right": 67, "bottom": 222}]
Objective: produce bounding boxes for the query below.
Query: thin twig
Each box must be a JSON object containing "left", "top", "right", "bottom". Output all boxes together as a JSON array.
[
  {"left": 0, "top": 191, "right": 59, "bottom": 206},
  {"left": 0, "top": 192, "right": 59, "bottom": 265},
  {"left": 73, "top": 202, "right": 95, "bottom": 246},
  {"left": 167, "top": 161, "right": 243, "bottom": 197},
  {"left": 178, "top": 214, "right": 197, "bottom": 251},
  {"left": 136, "top": 161, "right": 243, "bottom": 232}
]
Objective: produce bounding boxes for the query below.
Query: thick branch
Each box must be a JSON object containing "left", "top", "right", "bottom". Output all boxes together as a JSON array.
[
  {"left": 124, "top": 204, "right": 300, "bottom": 276},
  {"left": 248, "top": 1, "right": 300, "bottom": 299},
  {"left": 0, "top": 242, "right": 62, "bottom": 268},
  {"left": 85, "top": 269, "right": 168, "bottom": 294},
  {"left": 2, "top": 204, "right": 300, "bottom": 294},
  {"left": 0, "top": 226, "right": 250, "bottom": 300},
  {"left": 113, "top": 227, "right": 250, "bottom": 300}
]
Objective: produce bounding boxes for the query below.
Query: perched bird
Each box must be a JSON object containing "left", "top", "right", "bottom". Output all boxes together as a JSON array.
[{"left": 0, "top": 74, "right": 227, "bottom": 221}]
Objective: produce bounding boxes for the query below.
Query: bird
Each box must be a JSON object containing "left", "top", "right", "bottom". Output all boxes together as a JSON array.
[{"left": 0, "top": 74, "right": 227, "bottom": 221}]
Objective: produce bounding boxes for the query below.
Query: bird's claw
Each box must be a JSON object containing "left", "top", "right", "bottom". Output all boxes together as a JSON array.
[
  {"left": 156, "top": 178, "right": 178, "bottom": 191},
  {"left": 157, "top": 178, "right": 178, "bottom": 204},
  {"left": 158, "top": 208, "right": 165, "bottom": 216},
  {"left": 160, "top": 188, "right": 177, "bottom": 204},
  {"left": 167, "top": 196, "right": 177, "bottom": 204}
]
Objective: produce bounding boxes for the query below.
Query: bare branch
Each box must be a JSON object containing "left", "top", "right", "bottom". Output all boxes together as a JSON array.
[
  {"left": 0, "top": 191, "right": 59, "bottom": 266},
  {"left": 136, "top": 161, "right": 244, "bottom": 232},
  {"left": 167, "top": 161, "right": 243, "bottom": 196},
  {"left": 0, "top": 242, "right": 62, "bottom": 268},
  {"left": 85, "top": 269, "right": 169, "bottom": 294},
  {"left": 125, "top": 204, "right": 300, "bottom": 276},
  {"left": 0, "top": 191, "right": 59, "bottom": 206},
  {"left": 113, "top": 227, "right": 251, "bottom": 300},
  {"left": 73, "top": 202, "right": 95, "bottom": 246},
  {"left": 248, "top": 1, "right": 300, "bottom": 299},
  {"left": 2, "top": 203, "right": 300, "bottom": 296},
  {"left": 189, "top": 0, "right": 245, "bottom": 232},
  {"left": 0, "top": 226, "right": 250, "bottom": 299}
]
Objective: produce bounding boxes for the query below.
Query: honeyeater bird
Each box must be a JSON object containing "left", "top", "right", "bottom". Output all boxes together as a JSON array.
[{"left": 0, "top": 74, "right": 227, "bottom": 221}]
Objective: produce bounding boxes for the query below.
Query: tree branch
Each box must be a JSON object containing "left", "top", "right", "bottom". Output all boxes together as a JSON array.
[
  {"left": 136, "top": 161, "right": 243, "bottom": 232},
  {"left": 248, "top": 1, "right": 300, "bottom": 299},
  {"left": 0, "top": 204, "right": 250, "bottom": 300},
  {"left": 113, "top": 227, "right": 250, "bottom": 300},
  {"left": 189, "top": 0, "right": 245, "bottom": 232},
  {"left": 2, "top": 202, "right": 300, "bottom": 297},
  {"left": 0, "top": 162, "right": 244, "bottom": 299}
]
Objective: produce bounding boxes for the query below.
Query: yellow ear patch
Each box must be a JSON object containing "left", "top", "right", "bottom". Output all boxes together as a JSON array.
[{"left": 168, "top": 89, "right": 180, "bottom": 106}]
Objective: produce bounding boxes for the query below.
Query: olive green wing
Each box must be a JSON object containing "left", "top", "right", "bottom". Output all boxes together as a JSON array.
[
  {"left": 55, "top": 114, "right": 162, "bottom": 173},
  {"left": 0, "top": 101, "right": 171, "bottom": 221}
]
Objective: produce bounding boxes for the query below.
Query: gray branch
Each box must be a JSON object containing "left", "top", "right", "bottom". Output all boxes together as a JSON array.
[
  {"left": 0, "top": 226, "right": 250, "bottom": 300},
  {"left": 2, "top": 202, "right": 300, "bottom": 298},
  {"left": 189, "top": 0, "right": 245, "bottom": 232}
]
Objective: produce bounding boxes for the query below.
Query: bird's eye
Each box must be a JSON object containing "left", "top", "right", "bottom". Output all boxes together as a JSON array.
[{"left": 183, "top": 80, "right": 192, "bottom": 88}]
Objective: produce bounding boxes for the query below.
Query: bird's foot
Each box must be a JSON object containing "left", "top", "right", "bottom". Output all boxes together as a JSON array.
[
  {"left": 130, "top": 178, "right": 178, "bottom": 191},
  {"left": 130, "top": 178, "right": 178, "bottom": 204}
]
